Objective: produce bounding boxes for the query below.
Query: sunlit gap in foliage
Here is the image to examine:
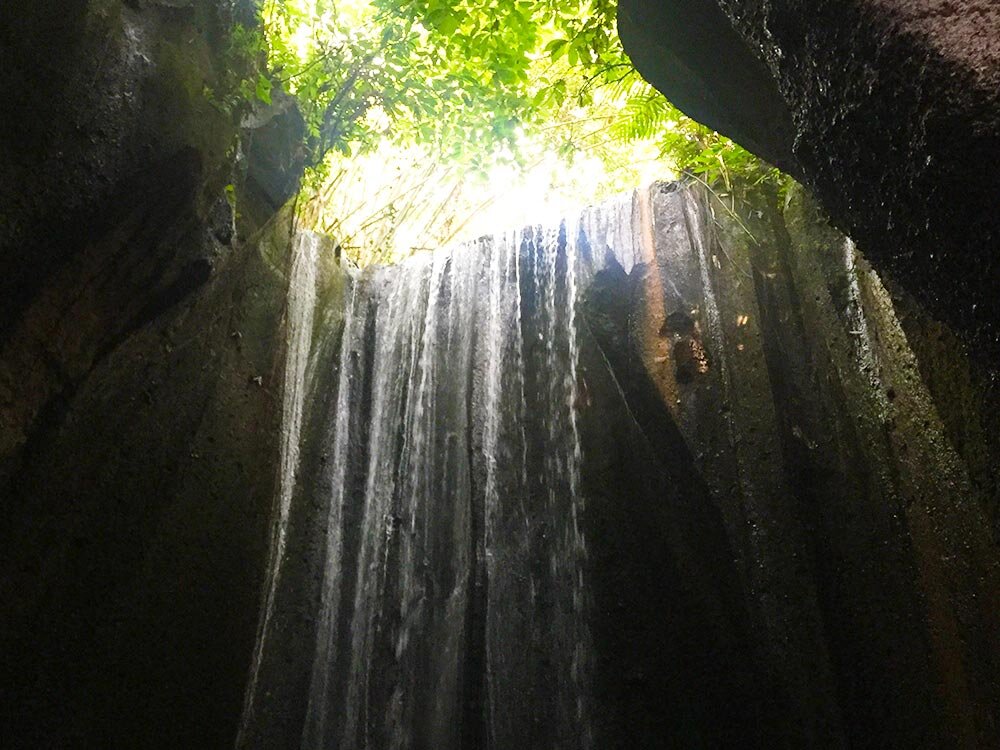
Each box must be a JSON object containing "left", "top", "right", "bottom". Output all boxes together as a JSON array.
[
  {"left": 251, "top": 0, "right": 782, "bottom": 266},
  {"left": 298, "top": 137, "right": 670, "bottom": 267}
]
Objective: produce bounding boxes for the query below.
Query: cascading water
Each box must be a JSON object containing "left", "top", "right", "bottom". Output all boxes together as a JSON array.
[
  {"left": 241, "top": 215, "right": 609, "bottom": 749},
  {"left": 236, "top": 181, "right": 998, "bottom": 749}
]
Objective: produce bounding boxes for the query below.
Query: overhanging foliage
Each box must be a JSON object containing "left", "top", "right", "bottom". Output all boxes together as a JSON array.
[{"left": 225, "top": 0, "right": 783, "bottom": 261}]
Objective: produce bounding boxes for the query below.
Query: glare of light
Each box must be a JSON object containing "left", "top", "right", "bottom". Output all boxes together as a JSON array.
[
  {"left": 364, "top": 105, "right": 391, "bottom": 132},
  {"left": 290, "top": 13, "right": 316, "bottom": 62}
]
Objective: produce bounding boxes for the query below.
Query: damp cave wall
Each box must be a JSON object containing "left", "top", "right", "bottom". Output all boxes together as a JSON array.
[
  {"left": 579, "top": 182, "right": 1000, "bottom": 748},
  {"left": 615, "top": 7, "right": 1000, "bottom": 737},
  {"left": 619, "top": 0, "right": 1000, "bottom": 364},
  {"left": 0, "top": 0, "right": 347, "bottom": 744},
  {"left": 236, "top": 182, "right": 1000, "bottom": 749}
]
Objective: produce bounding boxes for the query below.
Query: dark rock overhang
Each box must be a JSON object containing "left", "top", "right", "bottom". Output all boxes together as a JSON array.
[
  {"left": 619, "top": 0, "right": 1000, "bottom": 363},
  {"left": 617, "top": 0, "right": 799, "bottom": 176}
]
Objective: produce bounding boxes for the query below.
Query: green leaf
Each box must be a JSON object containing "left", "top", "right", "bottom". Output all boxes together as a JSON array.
[
  {"left": 255, "top": 74, "right": 272, "bottom": 105},
  {"left": 546, "top": 38, "right": 568, "bottom": 58}
]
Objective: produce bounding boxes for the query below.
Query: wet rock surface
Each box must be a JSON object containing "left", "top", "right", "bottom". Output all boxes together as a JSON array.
[
  {"left": 582, "top": 183, "right": 1000, "bottom": 748},
  {"left": 0, "top": 204, "right": 349, "bottom": 746},
  {"left": 1, "top": 0, "right": 998, "bottom": 744},
  {"left": 0, "top": 0, "right": 233, "bottom": 334},
  {"left": 0, "top": 1, "right": 319, "bottom": 744},
  {"left": 619, "top": 0, "right": 1000, "bottom": 362}
]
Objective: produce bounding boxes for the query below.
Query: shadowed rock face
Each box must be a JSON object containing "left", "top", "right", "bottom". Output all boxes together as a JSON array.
[
  {"left": 583, "top": 183, "right": 1000, "bottom": 749},
  {"left": 619, "top": 0, "right": 1000, "bottom": 361},
  {"left": 0, "top": 1, "right": 312, "bottom": 744},
  {"left": 0, "top": 0, "right": 302, "bottom": 340},
  {"left": 616, "top": 0, "right": 797, "bottom": 175}
]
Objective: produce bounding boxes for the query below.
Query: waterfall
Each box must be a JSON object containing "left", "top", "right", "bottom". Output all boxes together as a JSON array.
[
  {"left": 238, "top": 181, "right": 1000, "bottom": 749},
  {"left": 243, "top": 215, "right": 603, "bottom": 749}
]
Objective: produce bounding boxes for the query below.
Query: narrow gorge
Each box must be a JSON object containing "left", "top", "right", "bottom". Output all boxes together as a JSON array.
[{"left": 2, "top": 1, "right": 999, "bottom": 748}]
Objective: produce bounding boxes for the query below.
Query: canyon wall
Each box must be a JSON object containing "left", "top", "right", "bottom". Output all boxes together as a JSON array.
[
  {"left": 238, "top": 183, "right": 1000, "bottom": 748},
  {"left": 0, "top": 1, "right": 333, "bottom": 744},
  {"left": 620, "top": 0, "right": 1000, "bottom": 364}
]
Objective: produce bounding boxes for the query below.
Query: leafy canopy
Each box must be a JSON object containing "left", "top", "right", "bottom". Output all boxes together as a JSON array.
[{"left": 232, "top": 0, "right": 780, "bottom": 261}]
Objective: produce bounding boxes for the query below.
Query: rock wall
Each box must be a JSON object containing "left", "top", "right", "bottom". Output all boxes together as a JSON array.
[
  {"left": 0, "top": 1, "right": 338, "bottom": 745},
  {"left": 237, "top": 182, "right": 1000, "bottom": 749},
  {"left": 0, "top": 207, "right": 348, "bottom": 747},
  {"left": 1, "top": 0, "right": 233, "bottom": 335},
  {"left": 619, "top": 0, "right": 1000, "bottom": 362},
  {"left": 2, "top": 0, "right": 998, "bottom": 745},
  {"left": 581, "top": 182, "right": 1000, "bottom": 748}
]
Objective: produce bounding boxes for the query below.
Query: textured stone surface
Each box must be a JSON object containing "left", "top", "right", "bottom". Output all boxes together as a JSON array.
[
  {"left": 0, "top": 0, "right": 234, "bottom": 335},
  {"left": 619, "top": 0, "right": 1000, "bottom": 361},
  {"left": 236, "top": 183, "right": 999, "bottom": 749},
  {"left": 0, "top": 207, "right": 349, "bottom": 746},
  {"left": 2, "top": 0, "right": 998, "bottom": 744},
  {"left": 2, "top": 218, "right": 278, "bottom": 745},
  {"left": 0, "top": 1, "right": 324, "bottom": 745},
  {"left": 581, "top": 182, "right": 1000, "bottom": 748},
  {"left": 616, "top": 0, "right": 796, "bottom": 173}
]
